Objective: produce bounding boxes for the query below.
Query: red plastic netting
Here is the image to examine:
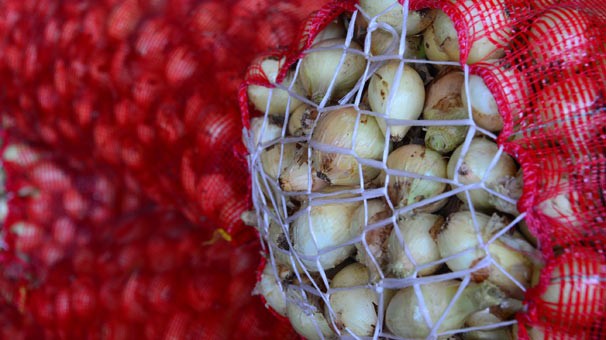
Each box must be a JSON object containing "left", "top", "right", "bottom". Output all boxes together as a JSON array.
[
  {"left": 0, "top": 135, "right": 302, "bottom": 338},
  {"left": 241, "top": 0, "right": 605, "bottom": 339}
]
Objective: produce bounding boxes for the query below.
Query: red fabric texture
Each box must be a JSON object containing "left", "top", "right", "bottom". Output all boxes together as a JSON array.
[{"left": 240, "top": 0, "right": 606, "bottom": 338}]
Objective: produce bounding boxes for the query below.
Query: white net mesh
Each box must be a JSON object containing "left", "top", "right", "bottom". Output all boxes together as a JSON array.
[{"left": 245, "top": 2, "right": 537, "bottom": 339}]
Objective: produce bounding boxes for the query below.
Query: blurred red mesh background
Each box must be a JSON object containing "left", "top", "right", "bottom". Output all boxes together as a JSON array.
[{"left": 240, "top": 0, "right": 606, "bottom": 338}]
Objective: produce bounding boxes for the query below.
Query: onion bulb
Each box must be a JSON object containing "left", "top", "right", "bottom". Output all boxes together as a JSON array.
[
  {"left": 370, "top": 29, "right": 425, "bottom": 59},
  {"left": 466, "top": 60, "right": 531, "bottom": 132},
  {"left": 527, "top": 7, "right": 595, "bottom": 68},
  {"left": 385, "top": 280, "right": 505, "bottom": 338},
  {"left": 536, "top": 180, "right": 583, "bottom": 230},
  {"left": 447, "top": 137, "right": 517, "bottom": 211},
  {"left": 278, "top": 144, "right": 329, "bottom": 193},
  {"left": 359, "top": 0, "right": 436, "bottom": 35},
  {"left": 487, "top": 168, "right": 523, "bottom": 216},
  {"left": 351, "top": 200, "right": 390, "bottom": 280},
  {"left": 437, "top": 211, "right": 535, "bottom": 299},
  {"left": 325, "top": 263, "right": 378, "bottom": 336},
  {"left": 386, "top": 213, "right": 443, "bottom": 277},
  {"left": 537, "top": 250, "right": 606, "bottom": 326},
  {"left": 311, "top": 107, "right": 385, "bottom": 186},
  {"left": 423, "top": 71, "right": 468, "bottom": 153},
  {"left": 288, "top": 104, "right": 318, "bottom": 137},
  {"left": 254, "top": 263, "right": 290, "bottom": 316},
  {"left": 423, "top": 23, "right": 451, "bottom": 61},
  {"left": 383, "top": 144, "right": 448, "bottom": 213},
  {"left": 463, "top": 309, "right": 513, "bottom": 340},
  {"left": 368, "top": 61, "right": 425, "bottom": 142},
  {"left": 313, "top": 19, "right": 346, "bottom": 44},
  {"left": 247, "top": 57, "right": 303, "bottom": 116},
  {"left": 534, "top": 72, "right": 600, "bottom": 147},
  {"left": 260, "top": 143, "right": 298, "bottom": 180},
  {"left": 299, "top": 38, "right": 366, "bottom": 103},
  {"left": 249, "top": 117, "right": 283, "bottom": 147},
  {"left": 286, "top": 286, "right": 335, "bottom": 340},
  {"left": 292, "top": 199, "right": 361, "bottom": 271},
  {"left": 432, "top": 3, "right": 510, "bottom": 64}
]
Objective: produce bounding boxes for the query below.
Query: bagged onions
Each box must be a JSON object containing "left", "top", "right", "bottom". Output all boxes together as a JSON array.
[{"left": 243, "top": 2, "right": 604, "bottom": 339}]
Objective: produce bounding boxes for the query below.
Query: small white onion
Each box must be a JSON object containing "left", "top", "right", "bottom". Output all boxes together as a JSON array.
[
  {"left": 538, "top": 250, "right": 606, "bottom": 326},
  {"left": 386, "top": 213, "right": 443, "bottom": 277},
  {"left": 437, "top": 211, "right": 535, "bottom": 299},
  {"left": 313, "top": 19, "right": 346, "bottom": 44},
  {"left": 423, "top": 23, "right": 451, "bottom": 61},
  {"left": 325, "top": 263, "right": 378, "bottom": 336},
  {"left": 248, "top": 117, "right": 283, "bottom": 147},
  {"left": 351, "top": 199, "right": 390, "bottom": 280},
  {"left": 311, "top": 107, "right": 385, "bottom": 186},
  {"left": 287, "top": 104, "right": 318, "bottom": 137},
  {"left": 359, "top": 0, "right": 436, "bottom": 35},
  {"left": 287, "top": 286, "right": 335, "bottom": 340},
  {"left": 463, "top": 308, "right": 513, "bottom": 340},
  {"left": 370, "top": 29, "right": 425, "bottom": 59},
  {"left": 536, "top": 181, "right": 582, "bottom": 230},
  {"left": 247, "top": 57, "right": 303, "bottom": 116},
  {"left": 447, "top": 137, "right": 517, "bottom": 211},
  {"left": 464, "top": 74, "right": 502, "bottom": 132},
  {"left": 292, "top": 199, "right": 361, "bottom": 271},
  {"left": 384, "top": 144, "right": 448, "bottom": 212},
  {"left": 368, "top": 61, "right": 426, "bottom": 142},
  {"left": 534, "top": 72, "right": 600, "bottom": 147},
  {"left": 299, "top": 38, "right": 366, "bottom": 103},
  {"left": 260, "top": 143, "right": 298, "bottom": 180},
  {"left": 385, "top": 280, "right": 505, "bottom": 338},
  {"left": 278, "top": 144, "right": 329, "bottom": 193},
  {"left": 527, "top": 7, "right": 594, "bottom": 68},
  {"left": 254, "top": 263, "right": 290, "bottom": 317},
  {"left": 432, "top": 2, "right": 510, "bottom": 64}
]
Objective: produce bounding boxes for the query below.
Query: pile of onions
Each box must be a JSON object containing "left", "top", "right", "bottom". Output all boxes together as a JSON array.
[{"left": 243, "top": 2, "right": 601, "bottom": 339}]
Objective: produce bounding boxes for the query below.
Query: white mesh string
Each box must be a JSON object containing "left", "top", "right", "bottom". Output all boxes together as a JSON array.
[{"left": 246, "top": 2, "right": 529, "bottom": 339}]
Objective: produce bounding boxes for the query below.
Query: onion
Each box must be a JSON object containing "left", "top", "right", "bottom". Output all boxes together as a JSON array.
[
  {"left": 437, "top": 211, "right": 535, "bottom": 299},
  {"left": 267, "top": 221, "right": 297, "bottom": 270},
  {"left": 463, "top": 74, "right": 502, "bottom": 132},
  {"left": 527, "top": 7, "right": 595, "bottom": 68},
  {"left": 535, "top": 177, "right": 587, "bottom": 233},
  {"left": 432, "top": 3, "right": 510, "bottom": 64},
  {"left": 538, "top": 250, "right": 606, "bottom": 326},
  {"left": 313, "top": 19, "right": 346, "bottom": 44},
  {"left": 254, "top": 263, "right": 290, "bottom": 317},
  {"left": 299, "top": 38, "right": 366, "bottom": 103},
  {"left": 359, "top": 0, "right": 436, "bottom": 35},
  {"left": 311, "top": 107, "right": 385, "bottom": 186},
  {"left": 248, "top": 117, "right": 283, "bottom": 147},
  {"left": 423, "top": 71, "right": 468, "bottom": 153},
  {"left": 383, "top": 144, "right": 448, "bottom": 213},
  {"left": 260, "top": 143, "right": 298, "bottom": 180},
  {"left": 534, "top": 72, "right": 600, "bottom": 147},
  {"left": 247, "top": 57, "right": 303, "bottom": 116},
  {"left": 278, "top": 144, "right": 329, "bottom": 193},
  {"left": 385, "top": 280, "right": 505, "bottom": 338},
  {"left": 423, "top": 23, "right": 451, "bottom": 61},
  {"left": 370, "top": 29, "right": 425, "bottom": 59},
  {"left": 368, "top": 61, "right": 425, "bottom": 142},
  {"left": 286, "top": 286, "right": 335, "bottom": 340},
  {"left": 487, "top": 168, "right": 522, "bottom": 216},
  {"left": 292, "top": 199, "right": 361, "bottom": 271},
  {"left": 447, "top": 137, "right": 517, "bottom": 211},
  {"left": 288, "top": 104, "right": 318, "bottom": 137},
  {"left": 463, "top": 308, "right": 513, "bottom": 340},
  {"left": 325, "top": 263, "right": 378, "bottom": 336},
  {"left": 386, "top": 213, "right": 443, "bottom": 277},
  {"left": 350, "top": 199, "right": 390, "bottom": 280}
]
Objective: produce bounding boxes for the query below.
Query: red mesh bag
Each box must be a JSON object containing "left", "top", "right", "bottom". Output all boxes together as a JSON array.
[{"left": 241, "top": 0, "right": 605, "bottom": 339}]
